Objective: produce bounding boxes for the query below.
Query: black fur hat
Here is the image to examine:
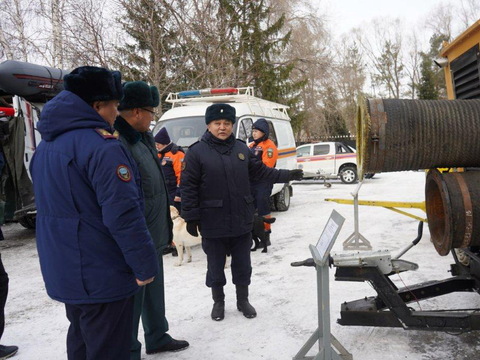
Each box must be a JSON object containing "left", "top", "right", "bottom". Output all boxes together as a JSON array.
[
  {"left": 205, "top": 103, "right": 236, "bottom": 124},
  {"left": 118, "top": 81, "right": 160, "bottom": 110},
  {"left": 64, "top": 66, "right": 123, "bottom": 103}
]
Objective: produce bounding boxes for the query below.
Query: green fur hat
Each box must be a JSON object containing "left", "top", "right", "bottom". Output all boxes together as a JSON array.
[{"left": 118, "top": 81, "right": 160, "bottom": 110}]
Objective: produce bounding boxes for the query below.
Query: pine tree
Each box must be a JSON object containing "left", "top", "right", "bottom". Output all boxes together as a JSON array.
[
  {"left": 114, "top": 0, "right": 182, "bottom": 112},
  {"left": 218, "top": 0, "right": 302, "bottom": 105},
  {"left": 418, "top": 54, "right": 439, "bottom": 99},
  {"left": 417, "top": 34, "right": 450, "bottom": 100}
]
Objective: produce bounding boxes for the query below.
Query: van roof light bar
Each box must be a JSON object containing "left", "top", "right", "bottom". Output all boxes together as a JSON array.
[
  {"left": 164, "top": 86, "right": 290, "bottom": 119},
  {"left": 168, "top": 87, "right": 255, "bottom": 102},
  {"left": 178, "top": 87, "right": 239, "bottom": 98}
]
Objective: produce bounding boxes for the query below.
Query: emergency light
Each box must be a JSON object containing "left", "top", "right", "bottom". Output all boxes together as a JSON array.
[
  {"left": 0, "top": 107, "right": 15, "bottom": 117},
  {"left": 178, "top": 88, "right": 238, "bottom": 98}
]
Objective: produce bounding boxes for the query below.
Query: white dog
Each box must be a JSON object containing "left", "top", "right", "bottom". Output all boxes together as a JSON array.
[{"left": 170, "top": 206, "right": 202, "bottom": 266}]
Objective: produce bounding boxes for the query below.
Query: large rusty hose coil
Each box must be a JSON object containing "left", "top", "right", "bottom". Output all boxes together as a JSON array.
[{"left": 357, "top": 98, "right": 480, "bottom": 176}]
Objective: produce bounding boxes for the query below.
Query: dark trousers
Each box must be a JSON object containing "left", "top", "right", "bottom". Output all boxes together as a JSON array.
[
  {"left": 131, "top": 255, "right": 170, "bottom": 360},
  {"left": 65, "top": 296, "right": 134, "bottom": 360},
  {"left": 202, "top": 233, "right": 252, "bottom": 288},
  {"left": 251, "top": 182, "right": 273, "bottom": 216},
  {"left": 0, "top": 254, "right": 8, "bottom": 340}
]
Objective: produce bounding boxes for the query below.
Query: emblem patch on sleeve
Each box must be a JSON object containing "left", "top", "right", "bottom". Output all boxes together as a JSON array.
[
  {"left": 267, "top": 148, "right": 274, "bottom": 158},
  {"left": 116, "top": 165, "right": 132, "bottom": 182}
]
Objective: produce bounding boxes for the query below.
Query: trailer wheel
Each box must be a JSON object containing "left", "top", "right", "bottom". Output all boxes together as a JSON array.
[
  {"left": 275, "top": 185, "right": 291, "bottom": 211},
  {"left": 18, "top": 214, "right": 36, "bottom": 229}
]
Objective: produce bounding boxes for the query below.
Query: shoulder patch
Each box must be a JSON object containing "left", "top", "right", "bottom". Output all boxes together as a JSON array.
[
  {"left": 267, "top": 148, "right": 274, "bottom": 158},
  {"left": 95, "top": 128, "right": 119, "bottom": 140},
  {"left": 116, "top": 165, "right": 132, "bottom": 182}
]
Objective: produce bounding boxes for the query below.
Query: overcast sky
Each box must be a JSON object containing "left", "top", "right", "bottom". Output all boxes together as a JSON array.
[{"left": 322, "top": 0, "right": 447, "bottom": 37}]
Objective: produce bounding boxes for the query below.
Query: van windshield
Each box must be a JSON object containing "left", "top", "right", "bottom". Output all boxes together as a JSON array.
[
  {"left": 153, "top": 117, "right": 207, "bottom": 148},
  {"left": 153, "top": 116, "right": 240, "bottom": 148}
]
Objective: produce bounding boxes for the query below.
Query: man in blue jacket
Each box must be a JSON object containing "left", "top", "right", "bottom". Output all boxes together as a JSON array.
[
  {"left": 30, "top": 67, "right": 159, "bottom": 360},
  {"left": 181, "top": 103, "right": 303, "bottom": 321}
]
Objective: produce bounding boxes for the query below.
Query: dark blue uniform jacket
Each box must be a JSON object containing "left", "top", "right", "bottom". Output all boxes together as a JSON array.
[
  {"left": 30, "top": 90, "right": 159, "bottom": 304},
  {"left": 181, "top": 131, "right": 290, "bottom": 238}
]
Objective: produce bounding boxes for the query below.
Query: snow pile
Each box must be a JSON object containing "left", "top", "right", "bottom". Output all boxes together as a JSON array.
[{"left": 1, "top": 171, "right": 479, "bottom": 359}]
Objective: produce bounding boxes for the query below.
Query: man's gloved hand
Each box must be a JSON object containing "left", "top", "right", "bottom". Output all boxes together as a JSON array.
[
  {"left": 186, "top": 221, "right": 201, "bottom": 237},
  {"left": 288, "top": 169, "right": 304, "bottom": 181}
]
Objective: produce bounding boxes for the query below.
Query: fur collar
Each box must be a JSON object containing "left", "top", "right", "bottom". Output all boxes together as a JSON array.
[{"left": 114, "top": 116, "right": 141, "bottom": 144}]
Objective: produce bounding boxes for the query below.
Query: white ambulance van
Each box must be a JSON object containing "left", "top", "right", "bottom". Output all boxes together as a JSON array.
[{"left": 153, "top": 87, "right": 297, "bottom": 211}]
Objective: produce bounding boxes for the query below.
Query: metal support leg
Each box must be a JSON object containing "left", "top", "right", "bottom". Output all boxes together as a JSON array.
[
  {"left": 293, "top": 263, "right": 352, "bottom": 360},
  {"left": 343, "top": 182, "right": 372, "bottom": 251}
]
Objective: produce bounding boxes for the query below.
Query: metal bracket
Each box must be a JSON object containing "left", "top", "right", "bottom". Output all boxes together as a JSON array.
[{"left": 342, "top": 182, "right": 372, "bottom": 251}]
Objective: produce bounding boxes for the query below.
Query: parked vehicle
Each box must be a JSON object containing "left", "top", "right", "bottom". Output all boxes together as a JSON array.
[
  {"left": 153, "top": 87, "right": 297, "bottom": 210},
  {"left": 0, "top": 60, "right": 68, "bottom": 228},
  {"left": 296, "top": 141, "right": 358, "bottom": 184}
]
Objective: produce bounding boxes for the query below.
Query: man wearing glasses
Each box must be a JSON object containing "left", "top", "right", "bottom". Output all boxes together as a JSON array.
[{"left": 114, "top": 81, "right": 189, "bottom": 359}]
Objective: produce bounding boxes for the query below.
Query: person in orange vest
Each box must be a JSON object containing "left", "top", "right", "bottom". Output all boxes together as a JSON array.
[
  {"left": 154, "top": 128, "right": 185, "bottom": 213},
  {"left": 249, "top": 118, "right": 278, "bottom": 249}
]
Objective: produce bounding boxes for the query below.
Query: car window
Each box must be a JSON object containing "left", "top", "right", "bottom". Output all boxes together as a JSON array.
[
  {"left": 267, "top": 120, "right": 278, "bottom": 146},
  {"left": 313, "top": 144, "right": 329, "bottom": 155},
  {"left": 238, "top": 118, "right": 253, "bottom": 142},
  {"left": 296, "top": 145, "right": 311, "bottom": 157},
  {"left": 153, "top": 117, "right": 206, "bottom": 148},
  {"left": 274, "top": 120, "right": 294, "bottom": 148},
  {"left": 337, "top": 143, "right": 353, "bottom": 154}
]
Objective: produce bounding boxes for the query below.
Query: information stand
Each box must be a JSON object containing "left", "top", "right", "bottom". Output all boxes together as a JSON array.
[{"left": 293, "top": 210, "right": 352, "bottom": 360}]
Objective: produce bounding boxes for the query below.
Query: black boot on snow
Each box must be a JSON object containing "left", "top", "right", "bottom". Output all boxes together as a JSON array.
[
  {"left": 264, "top": 232, "right": 271, "bottom": 247},
  {"left": 236, "top": 285, "right": 257, "bottom": 318},
  {"left": 211, "top": 287, "right": 225, "bottom": 321}
]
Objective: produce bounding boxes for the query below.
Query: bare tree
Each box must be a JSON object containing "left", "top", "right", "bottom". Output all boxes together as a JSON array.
[
  {"left": 334, "top": 36, "right": 366, "bottom": 131},
  {"left": 269, "top": 0, "right": 334, "bottom": 139},
  {"left": 0, "top": 0, "right": 43, "bottom": 62},
  {"left": 0, "top": 21, "right": 14, "bottom": 60},
  {"left": 425, "top": 2, "right": 453, "bottom": 40},
  {"left": 403, "top": 30, "right": 422, "bottom": 99},
  {"left": 355, "top": 18, "right": 405, "bottom": 98},
  {"left": 50, "top": 0, "right": 65, "bottom": 67},
  {"left": 457, "top": 0, "right": 480, "bottom": 30}
]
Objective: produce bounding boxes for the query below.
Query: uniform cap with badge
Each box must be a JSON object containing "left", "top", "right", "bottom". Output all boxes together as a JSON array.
[
  {"left": 64, "top": 66, "right": 123, "bottom": 104},
  {"left": 205, "top": 103, "right": 236, "bottom": 124}
]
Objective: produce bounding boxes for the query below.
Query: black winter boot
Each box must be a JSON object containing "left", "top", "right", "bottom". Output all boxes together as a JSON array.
[
  {"left": 264, "top": 232, "right": 271, "bottom": 247},
  {"left": 211, "top": 287, "right": 225, "bottom": 321},
  {"left": 236, "top": 285, "right": 257, "bottom": 318}
]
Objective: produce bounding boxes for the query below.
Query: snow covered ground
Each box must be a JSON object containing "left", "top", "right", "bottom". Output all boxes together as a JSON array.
[{"left": 1, "top": 171, "right": 479, "bottom": 359}]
